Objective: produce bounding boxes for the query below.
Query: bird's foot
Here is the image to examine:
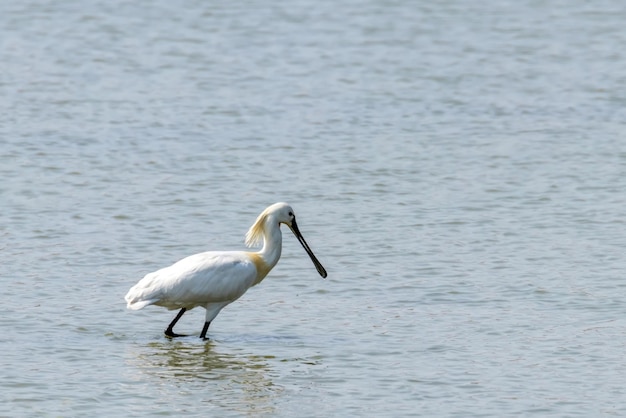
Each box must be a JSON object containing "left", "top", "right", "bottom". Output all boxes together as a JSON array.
[
  {"left": 199, "top": 321, "right": 211, "bottom": 340},
  {"left": 164, "top": 329, "right": 187, "bottom": 338}
]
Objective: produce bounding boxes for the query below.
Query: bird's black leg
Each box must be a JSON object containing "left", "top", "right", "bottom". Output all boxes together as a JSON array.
[
  {"left": 165, "top": 308, "right": 187, "bottom": 338},
  {"left": 199, "top": 321, "right": 211, "bottom": 340}
]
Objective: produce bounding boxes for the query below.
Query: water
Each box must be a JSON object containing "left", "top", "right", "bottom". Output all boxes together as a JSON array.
[{"left": 2, "top": 0, "right": 626, "bottom": 416}]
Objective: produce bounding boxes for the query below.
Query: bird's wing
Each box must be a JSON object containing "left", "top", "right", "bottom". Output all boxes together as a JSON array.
[{"left": 125, "top": 251, "right": 257, "bottom": 310}]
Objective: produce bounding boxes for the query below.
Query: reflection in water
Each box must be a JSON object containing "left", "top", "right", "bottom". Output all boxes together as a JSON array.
[{"left": 126, "top": 339, "right": 281, "bottom": 415}]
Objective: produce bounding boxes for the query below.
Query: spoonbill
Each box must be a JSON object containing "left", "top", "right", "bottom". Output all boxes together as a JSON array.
[{"left": 125, "top": 202, "right": 327, "bottom": 339}]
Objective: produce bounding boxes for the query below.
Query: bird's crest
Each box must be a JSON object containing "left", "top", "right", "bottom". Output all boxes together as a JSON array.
[{"left": 245, "top": 208, "right": 269, "bottom": 247}]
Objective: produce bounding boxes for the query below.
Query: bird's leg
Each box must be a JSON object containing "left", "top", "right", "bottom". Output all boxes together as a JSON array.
[
  {"left": 165, "top": 308, "right": 187, "bottom": 338},
  {"left": 199, "top": 321, "right": 211, "bottom": 340}
]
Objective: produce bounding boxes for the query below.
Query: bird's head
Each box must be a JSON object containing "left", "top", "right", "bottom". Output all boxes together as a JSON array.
[
  {"left": 245, "top": 202, "right": 327, "bottom": 278},
  {"left": 272, "top": 202, "right": 296, "bottom": 227}
]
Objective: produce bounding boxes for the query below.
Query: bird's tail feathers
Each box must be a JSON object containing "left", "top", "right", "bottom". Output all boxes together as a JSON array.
[{"left": 126, "top": 298, "right": 157, "bottom": 310}]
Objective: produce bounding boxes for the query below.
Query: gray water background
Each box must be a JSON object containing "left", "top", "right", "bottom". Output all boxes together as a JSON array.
[{"left": 2, "top": 0, "right": 626, "bottom": 416}]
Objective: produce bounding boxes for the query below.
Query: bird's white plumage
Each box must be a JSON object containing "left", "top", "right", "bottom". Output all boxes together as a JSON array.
[
  {"left": 126, "top": 251, "right": 257, "bottom": 310},
  {"left": 124, "top": 202, "right": 327, "bottom": 337}
]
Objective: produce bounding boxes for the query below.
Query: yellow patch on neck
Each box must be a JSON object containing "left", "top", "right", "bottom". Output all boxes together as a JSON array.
[{"left": 248, "top": 252, "right": 272, "bottom": 285}]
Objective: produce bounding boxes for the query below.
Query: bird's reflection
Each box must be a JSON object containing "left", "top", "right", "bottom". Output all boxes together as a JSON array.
[{"left": 127, "top": 338, "right": 280, "bottom": 415}]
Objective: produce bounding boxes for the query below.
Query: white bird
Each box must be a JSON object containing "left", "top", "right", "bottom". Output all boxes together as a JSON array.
[{"left": 125, "top": 202, "right": 327, "bottom": 339}]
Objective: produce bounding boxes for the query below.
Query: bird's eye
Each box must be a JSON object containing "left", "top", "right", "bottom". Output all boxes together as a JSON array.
[{"left": 288, "top": 211, "right": 293, "bottom": 217}]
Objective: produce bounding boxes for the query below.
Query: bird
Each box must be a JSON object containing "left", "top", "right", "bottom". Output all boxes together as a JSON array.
[{"left": 125, "top": 202, "right": 327, "bottom": 339}]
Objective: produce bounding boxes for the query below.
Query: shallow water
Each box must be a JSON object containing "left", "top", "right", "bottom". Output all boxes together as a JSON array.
[{"left": 2, "top": 0, "right": 626, "bottom": 416}]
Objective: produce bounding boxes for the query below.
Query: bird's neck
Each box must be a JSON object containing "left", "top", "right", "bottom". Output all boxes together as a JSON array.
[
  {"left": 248, "top": 221, "right": 282, "bottom": 285},
  {"left": 258, "top": 220, "right": 283, "bottom": 268},
  {"left": 248, "top": 218, "right": 284, "bottom": 285}
]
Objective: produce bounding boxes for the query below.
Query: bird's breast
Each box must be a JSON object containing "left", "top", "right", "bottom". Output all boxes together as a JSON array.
[{"left": 247, "top": 252, "right": 272, "bottom": 285}]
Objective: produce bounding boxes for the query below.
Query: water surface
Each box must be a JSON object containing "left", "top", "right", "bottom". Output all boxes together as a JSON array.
[{"left": 2, "top": 0, "right": 626, "bottom": 416}]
